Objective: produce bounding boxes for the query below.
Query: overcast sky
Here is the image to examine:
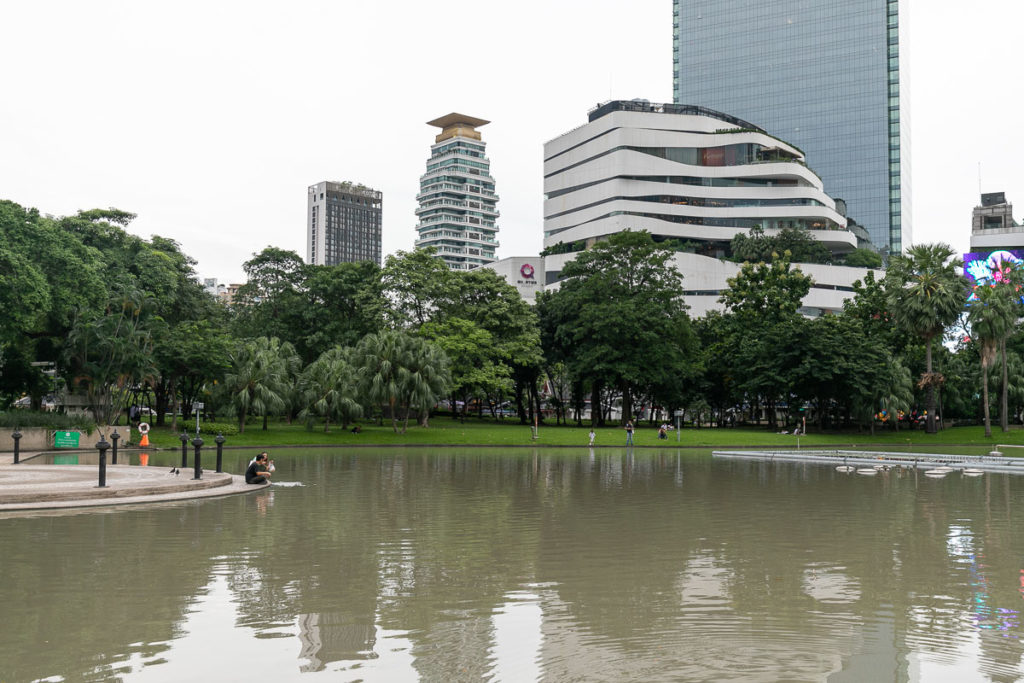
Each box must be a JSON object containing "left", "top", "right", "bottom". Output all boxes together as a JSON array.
[{"left": 2, "top": 1, "right": 1022, "bottom": 283}]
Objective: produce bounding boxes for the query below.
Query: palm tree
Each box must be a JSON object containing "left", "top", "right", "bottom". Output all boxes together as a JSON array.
[
  {"left": 969, "top": 283, "right": 1019, "bottom": 435},
  {"left": 878, "top": 354, "right": 915, "bottom": 434},
  {"left": 355, "top": 331, "right": 405, "bottom": 432},
  {"left": 355, "top": 331, "right": 450, "bottom": 433},
  {"left": 224, "top": 337, "right": 293, "bottom": 433},
  {"left": 885, "top": 243, "right": 967, "bottom": 433},
  {"left": 298, "top": 346, "right": 362, "bottom": 431},
  {"left": 399, "top": 337, "right": 450, "bottom": 431}
]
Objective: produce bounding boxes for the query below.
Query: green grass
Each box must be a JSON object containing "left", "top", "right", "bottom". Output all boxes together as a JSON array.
[{"left": 135, "top": 417, "right": 1024, "bottom": 457}]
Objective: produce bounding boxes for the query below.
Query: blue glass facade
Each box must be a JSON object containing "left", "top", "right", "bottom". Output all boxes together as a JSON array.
[{"left": 673, "top": 0, "right": 907, "bottom": 253}]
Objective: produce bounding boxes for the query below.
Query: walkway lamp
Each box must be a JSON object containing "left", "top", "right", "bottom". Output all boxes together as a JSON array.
[
  {"left": 12, "top": 428, "right": 21, "bottom": 464},
  {"left": 191, "top": 435, "right": 204, "bottom": 480},
  {"left": 214, "top": 433, "right": 225, "bottom": 473},
  {"left": 110, "top": 429, "right": 120, "bottom": 465},
  {"left": 179, "top": 432, "right": 189, "bottom": 468},
  {"left": 96, "top": 435, "right": 110, "bottom": 488}
]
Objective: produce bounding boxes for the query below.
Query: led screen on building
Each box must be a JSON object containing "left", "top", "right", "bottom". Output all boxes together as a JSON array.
[{"left": 963, "top": 250, "right": 1024, "bottom": 303}]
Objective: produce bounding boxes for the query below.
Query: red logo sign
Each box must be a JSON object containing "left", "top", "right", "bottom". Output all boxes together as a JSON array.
[{"left": 520, "top": 263, "right": 535, "bottom": 279}]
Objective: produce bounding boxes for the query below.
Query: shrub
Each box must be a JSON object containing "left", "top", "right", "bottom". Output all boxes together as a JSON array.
[{"left": 197, "top": 421, "right": 239, "bottom": 436}]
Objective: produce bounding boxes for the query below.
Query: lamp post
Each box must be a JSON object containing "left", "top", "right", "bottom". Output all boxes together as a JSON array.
[
  {"left": 110, "top": 429, "right": 120, "bottom": 465},
  {"left": 96, "top": 435, "right": 110, "bottom": 488},
  {"left": 179, "top": 432, "right": 189, "bottom": 469},
  {"left": 214, "top": 433, "right": 225, "bottom": 473},
  {"left": 191, "top": 434, "right": 203, "bottom": 480},
  {"left": 12, "top": 428, "right": 22, "bottom": 464}
]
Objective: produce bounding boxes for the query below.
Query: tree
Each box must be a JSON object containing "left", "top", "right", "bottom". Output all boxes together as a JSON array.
[
  {"left": 968, "top": 283, "right": 1018, "bottom": 435},
  {"left": 232, "top": 247, "right": 307, "bottom": 342},
  {"left": 354, "top": 331, "right": 450, "bottom": 433},
  {"left": 420, "top": 318, "right": 509, "bottom": 420},
  {"left": 885, "top": 243, "right": 967, "bottom": 433},
  {"left": 380, "top": 247, "right": 454, "bottom": 328},
  {"left": 298, "top": 346, "right": 363, "bottom": 431},
  {"left": 730, "top": 226, "right": 830, "bottom": 265},
  {"left": 717, "top": 257, "right": 812, "bottom": 429},
  {"left": 539, "top": 230, "right": 697, "bottom": 425},
  {"left": 434, "top": 268, "right": 543, "bottom": 423},
  {"left": 298, "top": 261, "right": 386, "bottom": 362},
  {"left": 63, "top": 288, "right": 155, "bottom": 432},
  {"left": 843, "top": 248, "right": 884, "bottom": 269},
  {"left": 224, "top": 337, "right": 296, "bottom": 433}
]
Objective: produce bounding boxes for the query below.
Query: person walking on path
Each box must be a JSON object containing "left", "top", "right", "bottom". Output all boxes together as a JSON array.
[
  {"left": 588, "top": 429, "right": 596, "bottom": 446},
  {"left": 625, "top": 420, "right": 634, "bottom": 446}
]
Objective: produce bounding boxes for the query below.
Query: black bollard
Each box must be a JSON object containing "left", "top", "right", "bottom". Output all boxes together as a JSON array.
[
  {"left": 215, "top": 433, "right": 225, "bottom": 473},
  {"left": 192, "top": 434, "right": 204, "bottom": 480},
  {"left": 179, "top": 432, "right": 189, "bottom": 468},
  {"left": 96, "top": 435, "right": 110, "bottom": 488},
  {"left": 110, "top": 429, "right": 120, "bottom": 465},
  {"left": 12, "top": 428, "right": 21, "bottom": 464}
]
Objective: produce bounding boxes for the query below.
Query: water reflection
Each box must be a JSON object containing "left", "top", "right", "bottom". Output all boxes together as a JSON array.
[{"left": 1, "top": 448, "right": 1023, "bottom": 681}]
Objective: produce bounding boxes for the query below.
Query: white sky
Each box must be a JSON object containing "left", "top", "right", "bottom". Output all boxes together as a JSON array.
[{"left": 2, "top": 1, "right": 1022, "bottom": 284}]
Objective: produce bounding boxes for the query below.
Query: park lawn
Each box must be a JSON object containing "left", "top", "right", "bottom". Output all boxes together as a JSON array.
[{"left": 140, "top": 418, "right": 1024, "bottom": 455}]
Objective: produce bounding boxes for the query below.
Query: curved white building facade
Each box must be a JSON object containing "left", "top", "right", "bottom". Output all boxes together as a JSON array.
[{"left": 543, "top": 101, "right": 878, "bottom": 316}]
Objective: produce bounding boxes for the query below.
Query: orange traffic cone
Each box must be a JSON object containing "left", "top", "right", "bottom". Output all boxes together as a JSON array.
[{"left": 139, "top": 433, "right": 150, "bottom": 447}]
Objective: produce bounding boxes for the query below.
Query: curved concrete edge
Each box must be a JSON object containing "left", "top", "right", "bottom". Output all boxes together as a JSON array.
[{"left": 0, "top": 473, "right": 269, "bottom": 513}]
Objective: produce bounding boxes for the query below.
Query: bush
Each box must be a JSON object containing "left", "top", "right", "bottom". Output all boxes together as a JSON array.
[
  {"left": 198, "top": 421, "right": 239, "bottom": 436},
  {"left": 0, "top": 411, "right": 97, "bottom": 431}
]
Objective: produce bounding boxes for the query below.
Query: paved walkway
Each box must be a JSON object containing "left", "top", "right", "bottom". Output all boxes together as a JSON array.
[{"left": 0, "top": 460, "right": 267, "bottom": 512}]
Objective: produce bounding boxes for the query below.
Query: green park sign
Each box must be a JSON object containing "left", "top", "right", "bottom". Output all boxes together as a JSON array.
[{"left": 54, "top": 431, "right": 81, "bottom": 449}]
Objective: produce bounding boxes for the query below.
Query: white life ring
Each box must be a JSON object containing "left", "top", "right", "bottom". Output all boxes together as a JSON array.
[{"left": 138, "top": 422, "right": 151, "bottom": 435}]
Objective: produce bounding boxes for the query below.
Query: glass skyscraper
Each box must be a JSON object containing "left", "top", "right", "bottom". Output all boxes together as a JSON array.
[{"left": 673, "top": 0, "right": 909, "bottom": 253}]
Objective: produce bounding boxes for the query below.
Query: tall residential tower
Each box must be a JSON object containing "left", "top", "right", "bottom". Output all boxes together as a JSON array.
[
  {"left": 673, "top": 0, "right": 909, "bottom": 254},
  {"left": 415, "top": 113, "right": 499, "bottom": 270},
  {"left": 307, "top": 181, "right": 382, "bottom": 266}
]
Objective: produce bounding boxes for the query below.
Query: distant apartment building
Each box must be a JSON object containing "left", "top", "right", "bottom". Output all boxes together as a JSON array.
[
  {"left": 544, "top": 100, "right": 878, "bottom": 317},
  {"left": 415, "top": 113, "right": 500, "bottom": 270},
  {"left": 307, "top": 181, "right": 382, "bottom": 266}
]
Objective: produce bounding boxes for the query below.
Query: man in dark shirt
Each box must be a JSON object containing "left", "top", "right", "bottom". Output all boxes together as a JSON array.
[{"left": 245, "top": 453, "right": 273, "bottom": 484}]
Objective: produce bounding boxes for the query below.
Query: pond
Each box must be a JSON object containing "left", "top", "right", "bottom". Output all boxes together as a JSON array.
[{"left": 2, "top": 447, "right": 1023, "bottom": 682}]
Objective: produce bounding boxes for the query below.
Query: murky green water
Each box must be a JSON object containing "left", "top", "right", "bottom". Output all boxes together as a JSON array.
[{"left": 2, "top": 447, "right": 1023, "bottom": 682}]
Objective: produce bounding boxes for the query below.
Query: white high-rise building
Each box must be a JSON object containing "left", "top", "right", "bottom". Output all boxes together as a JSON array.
[
  {"left": 415, "top": 113, "right": 499, "bottom": 270},
  {"left": 544, "top": 100, "right": 878, "bottom": 317}
]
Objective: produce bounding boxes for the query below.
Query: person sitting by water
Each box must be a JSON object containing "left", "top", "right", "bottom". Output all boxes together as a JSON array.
[{"left": 245, "top": 453, "right": 273, "bottom": 484}]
